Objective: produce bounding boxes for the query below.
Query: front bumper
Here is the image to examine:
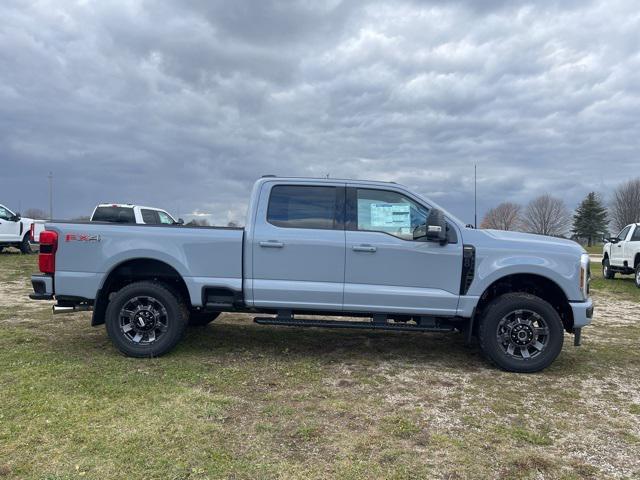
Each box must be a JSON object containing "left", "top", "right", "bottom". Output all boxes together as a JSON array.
[
  {"left": 30, "top": 274, "right": 53, "bottom": 300},
  {"left": 569, "top": 296, "right": 594, "bottom": 328}
]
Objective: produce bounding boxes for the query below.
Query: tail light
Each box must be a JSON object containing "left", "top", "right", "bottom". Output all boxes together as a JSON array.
[
  {"left": 30, "top": 223, "right": 35, "bottom": 241},
  {"left": 39, "top": 230, "right": 58, "bottom": 274}
]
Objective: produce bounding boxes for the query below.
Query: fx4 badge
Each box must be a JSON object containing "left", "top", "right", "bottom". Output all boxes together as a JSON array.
[{"left": 65, "top": 234, "right": 101, "bottom": 242}]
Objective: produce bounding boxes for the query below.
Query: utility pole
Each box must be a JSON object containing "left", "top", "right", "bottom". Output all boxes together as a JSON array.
[
  {"left": 48, "top": 171, "right": 53, "bottom": 220},
  {"left": 474, "top": 163, "right": 477, "bottom": 228}
]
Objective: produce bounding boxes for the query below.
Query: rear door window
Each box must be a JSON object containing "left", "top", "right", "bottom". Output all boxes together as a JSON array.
[
  {"left": 92, "top": 207, "right": 135, "bottom": 223},
  {"left": 267, "top": 185, "right": 340, "bottom": 230},
  {"left": 141, "top": 209, "right": 160, "bottom": 224}
]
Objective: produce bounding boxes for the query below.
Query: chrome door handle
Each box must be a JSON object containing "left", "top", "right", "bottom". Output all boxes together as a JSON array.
[
  {"left": 352, "top": 245, "right": 377, "bottom": 252},
  {"left": 259, "top": 240, "right": 284, "bottom": 248}
]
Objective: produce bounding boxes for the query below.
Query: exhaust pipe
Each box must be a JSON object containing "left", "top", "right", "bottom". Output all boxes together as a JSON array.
[{"left": 52, "top": 304, "right": 92, "bottom": 315}]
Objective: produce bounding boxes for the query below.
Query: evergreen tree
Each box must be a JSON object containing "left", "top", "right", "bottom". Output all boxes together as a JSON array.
[{"left": 572, "top": 192, "right": 608, "bottom": 246}]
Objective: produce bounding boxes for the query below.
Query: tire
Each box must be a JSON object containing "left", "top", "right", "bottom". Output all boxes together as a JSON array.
[
  {"left": 19, "top": 233, "right": 33, "bottom": 254},
  {"left": 189, "top": 310, "right": 221, "bottom": 327},
  {"left": 603, "top": 258, "right": 615, "bottom": 279},
  {"left": 478, "top": 293, "right": 564, "bottom": 373},
  {"left": 105, "top": 281, "right": 188, "bottom": 358},
  {"left": 635, "top": 264, "right": 640, "bottom": 289}
]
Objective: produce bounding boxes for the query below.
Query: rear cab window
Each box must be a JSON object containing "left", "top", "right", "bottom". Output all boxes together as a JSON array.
[
  {"left": 141, "top": 209, "right": 160, "bottom": 224},
  {"left": 267, "top": 185, "right": 341, "bottom": 230},
  {"left": 92, "top": 207, "right": 135, "bottom": 223}
]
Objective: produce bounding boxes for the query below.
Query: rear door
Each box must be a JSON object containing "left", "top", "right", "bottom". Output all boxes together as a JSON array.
[
  {"left": 343, "top": 186, "right": 462, "bottom": 316},
  {"left": 251, "top": 182, "right": 346, "bottom": 311}
]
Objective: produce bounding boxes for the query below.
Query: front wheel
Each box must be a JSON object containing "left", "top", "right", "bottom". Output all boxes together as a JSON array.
[
  {"left": 478, "top": 293, "right": 564, "bottom": 373},
  {"left": 603, "top": 258, "right": 615, "bottom": 279},
  {"left": 105, "top": 281, "right": 188, "bottom": 357},
  {"left": 635, "top": 264, "right": 640, "bottom": 288}
]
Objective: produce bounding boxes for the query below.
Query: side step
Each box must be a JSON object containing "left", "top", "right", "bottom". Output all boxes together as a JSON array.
[{"left": 253, "top": 316, "right": 455, "bottom": 333}]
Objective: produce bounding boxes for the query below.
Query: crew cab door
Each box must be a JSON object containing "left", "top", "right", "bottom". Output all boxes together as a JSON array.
[
  {"left": 343, "top": 186, "right": 462, "bottom": 316},
  {"left": 250, "top": 183, "right": 346, "bottom": 311},
  {"left": 624, "top": 225, "right": 640, "bottom": 262},
  {"left": 0, "top": 205, "right": 18, "bottom": 241},
  {"left": 610, "top": 225, "right": 631, "bottom": 266}
]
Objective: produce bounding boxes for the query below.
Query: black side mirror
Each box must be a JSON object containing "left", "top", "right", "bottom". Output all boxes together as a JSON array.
[
  {"left": 175, "top": 218, "right": 184, "bottom": 225},
  {"left": 414, "top": 209, "right": 447, "bottom": 244},
  {"left": 607, "top": 237, "right": 619, "bottom": 244},
  {"left": 12, "top": 213, "right": 21, "bottom": 221}
]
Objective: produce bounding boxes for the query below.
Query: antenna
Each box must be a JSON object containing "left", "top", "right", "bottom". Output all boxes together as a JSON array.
[
  {"left": 48, "top": 171, "right": 53, "bottom": 220},
  {"left": 474, "top": 163, "right": 477, "bottom": 228}
]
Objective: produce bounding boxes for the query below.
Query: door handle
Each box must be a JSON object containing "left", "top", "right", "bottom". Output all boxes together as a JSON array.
[
  {"left": 259, "top": 240, "right": 284, "bottom": 248},
  {"left": 352, "top": 245, "right": 377, "bottom": 252}
]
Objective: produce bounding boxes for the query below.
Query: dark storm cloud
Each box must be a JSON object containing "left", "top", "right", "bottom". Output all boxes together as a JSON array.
[{"left": 0, "top": 0, "right": 638, "bottom": 224}]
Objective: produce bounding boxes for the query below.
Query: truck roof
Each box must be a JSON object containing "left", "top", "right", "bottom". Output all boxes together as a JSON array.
[{"left": 258, "top": 176, "right": 403, "bottom": 187}]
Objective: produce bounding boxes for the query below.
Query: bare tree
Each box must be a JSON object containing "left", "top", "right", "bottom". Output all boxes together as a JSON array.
[
  {"left": 611, "top": 178, "right": 640, "bottom": 231},
  {"left": 24, "top": 208, "right": 47, "bottom": 219},
  {"left": 522, "top": 194, "right": 571, "bottom": 237},
  {"left": 480, "top": 202, "right": 522, "bottom": 231}
]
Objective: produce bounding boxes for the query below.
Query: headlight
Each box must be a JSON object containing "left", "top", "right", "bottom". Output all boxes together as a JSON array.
[{"left": 580, "top": 253, "right": 590, "bottom": 299}]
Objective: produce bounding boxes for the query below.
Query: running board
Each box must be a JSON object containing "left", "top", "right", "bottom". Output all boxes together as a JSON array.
[{"left": 253, "top": 317, "right": 455, "bottom": 332}]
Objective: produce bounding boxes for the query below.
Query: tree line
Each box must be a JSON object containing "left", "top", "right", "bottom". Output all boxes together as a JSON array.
[{"left": 480, "top": 178, "right": 640, "bottom": 246}]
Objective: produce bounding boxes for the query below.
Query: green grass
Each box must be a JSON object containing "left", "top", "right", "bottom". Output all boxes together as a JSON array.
[
  {"left": 1, "top": 252, "right": 640, "bottom": 479},
  {"left": 584, "top": 245, "right": 604, "bottom": 255},
  {"left": 590, "top": 261, "right": 640, "bottom": 302}
]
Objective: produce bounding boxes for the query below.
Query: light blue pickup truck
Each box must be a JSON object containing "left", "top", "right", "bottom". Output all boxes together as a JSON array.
[{"left": 30, "top": 177, "right": 593, "bottom": 372}]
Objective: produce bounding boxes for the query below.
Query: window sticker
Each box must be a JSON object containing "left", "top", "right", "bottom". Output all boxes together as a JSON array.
[{"left": 370, "top": 203, "right": 411, "bottom": 232}]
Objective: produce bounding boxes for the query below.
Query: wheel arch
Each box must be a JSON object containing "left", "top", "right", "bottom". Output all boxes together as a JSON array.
[
  {"left": 92, "top": 258, "right": 190, "bottom": 326},
  {"left": 474, "top": 273, "right": 574, "bottom": 333}
]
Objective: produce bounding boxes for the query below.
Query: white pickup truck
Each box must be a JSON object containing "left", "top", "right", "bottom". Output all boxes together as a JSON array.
[
  {"left": 602, "top": 223, "right": 640, "bottom": 287},
  {"left": 90, "top": 204, "right": 182, "bottom": 225},
  {"left": 0, "top": 204, "right": 45, "bottom": 253}
]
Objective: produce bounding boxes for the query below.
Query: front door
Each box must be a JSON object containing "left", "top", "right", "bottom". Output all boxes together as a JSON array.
[
  {"left": 251, "top": 183, "right": 346, "bottom": 311},
  {"left": 343, "top": 186, "right": 462, "bottom": 316},
  {"left": 611, "top": 225, "right": 631, "bottom": 266},
  {"left": 0, "top": 205, "right": 17, "bottom": 242}
]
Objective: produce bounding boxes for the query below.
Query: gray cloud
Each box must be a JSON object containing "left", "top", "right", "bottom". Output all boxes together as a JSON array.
[{"left": 1, "top": 0, "right": 638, "bottom": 225}]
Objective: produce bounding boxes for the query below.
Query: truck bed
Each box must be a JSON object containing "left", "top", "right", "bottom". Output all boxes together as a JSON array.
[{"left": 45, "top": 221, "right": 244, "bottom": 307}]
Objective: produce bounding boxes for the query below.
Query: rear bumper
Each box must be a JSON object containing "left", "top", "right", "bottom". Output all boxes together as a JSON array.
[
  {"left": 30, "top": 274, "right": 53, "bottom": 300},
  {"left": 570, "top": 297, "right": 593, "bottom": 328}
]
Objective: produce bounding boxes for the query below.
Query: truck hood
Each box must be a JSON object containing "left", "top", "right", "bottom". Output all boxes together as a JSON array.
[{"left": 465, "top": 228, "right": 585, "bottom": 255}]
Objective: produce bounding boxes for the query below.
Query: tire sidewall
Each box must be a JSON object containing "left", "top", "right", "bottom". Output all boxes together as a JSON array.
[
  {"left": 479, "top": 294, "right": 564, "bottom": 373},
  {"left": 105, "top": 282, "right": 187, "bottom": 357},
  {"left": 603, "top": 258, "right": 613, "bottom": 279},
  {"left": 635, "top": 264, "right": 640, "bottom": 288}
]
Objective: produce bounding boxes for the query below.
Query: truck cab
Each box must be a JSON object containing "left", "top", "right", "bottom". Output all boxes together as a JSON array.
[{"left": 602, "top": 223, "right": 640, "bottom": 287}]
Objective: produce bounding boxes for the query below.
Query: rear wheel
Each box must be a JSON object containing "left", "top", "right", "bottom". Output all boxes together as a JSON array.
[
  {"left": 19, "top": 233, "right": 33, "bottom": 254},
  {"left": 478, "top": 293, "right": 564, "bottom": 373},
  {"left": 188, "top": 310, "right": 221, "bottom": 327},
  {"left": 105, "top": 281, "right": 188, "bottom": 357},
  {"left": 603, "top": 258, "right": 615, "bottom": 279}
]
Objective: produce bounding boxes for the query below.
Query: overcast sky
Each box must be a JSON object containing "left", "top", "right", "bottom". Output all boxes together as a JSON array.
[{"left": 1, "top": 0, "right": 638, "bottom": 224}]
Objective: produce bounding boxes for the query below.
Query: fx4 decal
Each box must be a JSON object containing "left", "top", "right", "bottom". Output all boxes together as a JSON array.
[{"left": 65, "top": 234, "right": 101, "bottom": 242}]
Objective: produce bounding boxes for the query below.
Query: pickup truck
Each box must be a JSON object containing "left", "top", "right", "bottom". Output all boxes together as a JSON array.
[
  {"left": 0, "top": 204, "right": 44, "bottom": 253},
  {"left": 602, "top": 223, "right": 640, "bottom": 287},
  {"left": 29, "top": 177, "right": 593, "bottom": 372}
]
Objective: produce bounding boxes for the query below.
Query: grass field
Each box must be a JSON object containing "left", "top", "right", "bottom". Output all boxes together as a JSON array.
[{"left": 1, "top": 252, "right": 639, "bottom": 479}]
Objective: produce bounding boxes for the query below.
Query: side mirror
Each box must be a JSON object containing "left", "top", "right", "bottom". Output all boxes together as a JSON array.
[
  {"left": 175, "top": 218, "right": 184, "bottom": 225},
  {"left": 12, "top": 213, "right": 21, "bottom": 222},
  {"left": 413, "top": 209, "right": 447, "bottom": 244},
  {"left": 607, "top": 237, "right": 619, "bottom": 244}
]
